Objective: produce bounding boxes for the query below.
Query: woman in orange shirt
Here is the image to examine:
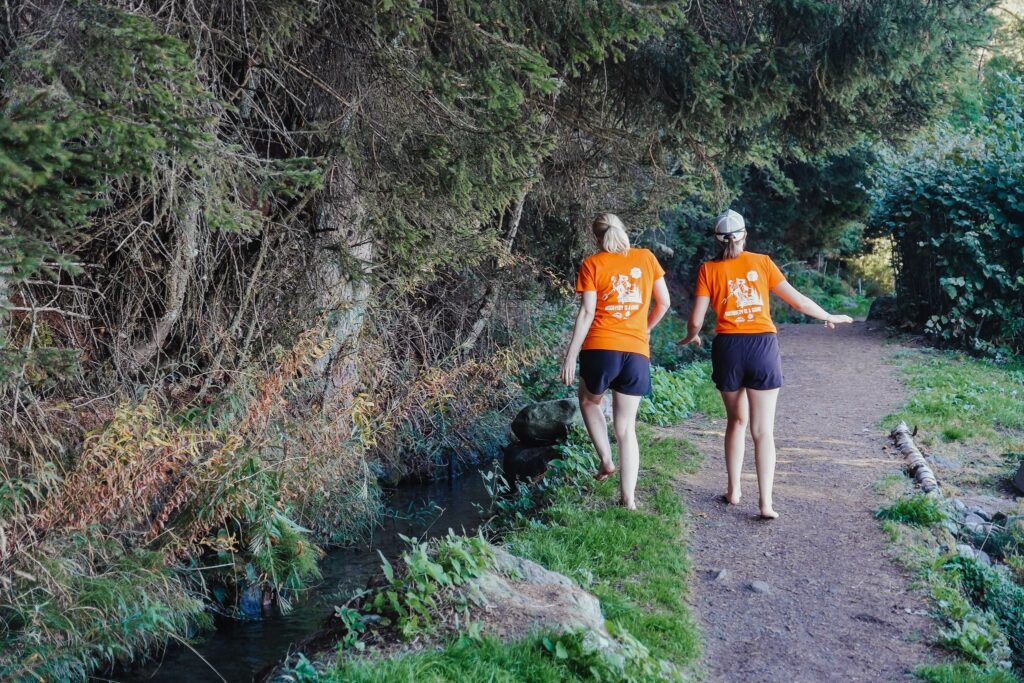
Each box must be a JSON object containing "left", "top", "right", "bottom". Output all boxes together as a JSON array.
[
  {"left": 677, "top": 210, "right": 852, "bottom": 519},
  {"left": 560, "top": 214, "right": 671, "bottom": 510}
]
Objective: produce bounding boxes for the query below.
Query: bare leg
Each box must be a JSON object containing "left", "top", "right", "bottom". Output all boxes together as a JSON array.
[
  {"left": 719, "top": 388, "right": 749, "bottom": 505},
  {"left": 612, "top": 391, "right": 642, "bottom": 509},
  {"left": 578, "top": 382, "right": 614, "bottom": 478},
  {"left": 747, "top": 387, "right": 781, "bottom": 519}
]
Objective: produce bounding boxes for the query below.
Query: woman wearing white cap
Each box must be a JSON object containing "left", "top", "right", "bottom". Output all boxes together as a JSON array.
[{"left": 677, "top": 210, "right": 852, "bottom": 518}]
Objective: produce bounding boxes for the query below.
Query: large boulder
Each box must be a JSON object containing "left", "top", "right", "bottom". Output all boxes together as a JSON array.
[
  {"left": 502, "top": 442, "right": 560, "bottom": 489},
  {"left": 867, "top": 294, "right": 898, "bottom": 323},
  {"left": 511, "top": 398, "right": 581, "bottom": 444},
  {"left": 471, "top": 546, "right": 610, "bottom": 645}
]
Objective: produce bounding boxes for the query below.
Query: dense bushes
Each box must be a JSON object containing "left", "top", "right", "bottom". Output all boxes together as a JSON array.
[{"left": 869, "top": 74, "right": 1024, "bottom": 356}]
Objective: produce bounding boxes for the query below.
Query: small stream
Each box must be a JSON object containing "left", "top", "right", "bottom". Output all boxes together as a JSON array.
[{"left": 106, "top": 471, "right": 491, "bottom": 683}]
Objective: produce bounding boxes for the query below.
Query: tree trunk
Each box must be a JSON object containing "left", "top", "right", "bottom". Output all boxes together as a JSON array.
[
  {"left": 309, "top": 159, "right": 371, "bottom": 416},
  {"left": 458, "top": 195, "right": 526, "bottom": 355},
  {"left": 124, "top": 188, "right": 202, "bottom": 373}
]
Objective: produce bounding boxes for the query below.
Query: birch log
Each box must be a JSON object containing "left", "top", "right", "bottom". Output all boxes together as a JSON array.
[{"left": 890, "top": 421, "right": 940, "bottom": 495}]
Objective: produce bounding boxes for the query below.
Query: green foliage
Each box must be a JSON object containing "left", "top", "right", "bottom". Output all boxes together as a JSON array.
[
  {"left": 481, "top": 426, "right": 600, "bottom": 530},
  {"left": 925, "top": 559, "right": 1015, "bottom": 671},
  {"left": 638, "top": 364, "right": 702, "bottom": 426},
  {"left": 869, "top": 73, "right": 1024, "bottom": 355},
  {"left": 0, "top": 7, "right": 210, "bottom": 384},
  {"left": 944, "top": 556, "right": 1024, "bottom": 664},
  {"left": 330, "top": 630, "right": 676, "bottom": 683},
  {"left": 847, "top": 237, "right": 896, "bottom": 297},
  {"left": 772, "top": 263, "right": 871, "bottom": 323},
  {"left": 365, "top": 531, "right": 493, "bottom": 640},
  {"left": 876, "top": 495, "right": 946, "bottom": 527},
  {"left": 737, "top": 148, "right": 877, "bottom": 259},
  {"left": 648, "top": 309, "right": 708, "bottom": 371},
  {"left": 511, "top": 303, "right": 576, "bottom": 403}
]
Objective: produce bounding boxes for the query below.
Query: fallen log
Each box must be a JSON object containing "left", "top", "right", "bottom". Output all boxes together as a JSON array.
[{"left": 889, "top": 421, "right": 940, "bottom": 495}]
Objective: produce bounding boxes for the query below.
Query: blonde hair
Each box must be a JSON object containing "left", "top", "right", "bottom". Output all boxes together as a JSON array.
[{"left": 592, "top": 213, "right": 630, "bottom": 254}]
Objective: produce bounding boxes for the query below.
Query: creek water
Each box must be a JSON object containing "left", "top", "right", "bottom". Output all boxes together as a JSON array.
[{"left": 104, "top": 471, "right": 491, "bottom": 683}]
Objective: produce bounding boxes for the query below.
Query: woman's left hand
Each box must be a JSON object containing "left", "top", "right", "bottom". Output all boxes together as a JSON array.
[{"left": 560, "top": 355, "right": 576, "bottom": 386}]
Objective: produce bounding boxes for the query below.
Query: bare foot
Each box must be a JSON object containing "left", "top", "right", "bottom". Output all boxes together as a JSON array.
[
  {"left": 594, "top": 463, "right": 616, "bottom": 482},
  {"left": 621, "top": 498, "right": 639, "bottom": 511},
  {"left": 722, "top": 492, "right": 741, "bottom": 505},
  {"left": 759, "top": 505, "right": 779, "bottom": 520}
]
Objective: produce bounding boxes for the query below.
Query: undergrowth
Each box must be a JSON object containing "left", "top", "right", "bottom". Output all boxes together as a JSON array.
[
  {"left": 879, "top": 347, "right": 1024, "bottom": 682},
  {"left": 307, "top": 401, "right": 703, "bottom": 681}
]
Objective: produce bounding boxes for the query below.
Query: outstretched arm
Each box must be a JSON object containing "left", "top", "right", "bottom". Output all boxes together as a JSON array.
[
  {"left": 647, "top": 277, "right": 671, "bottom": 332},
  {"left": 561, "top": 291, "right": 597, "bottom": 386},
  {"left": 771, "top": 281, "right": 853, "bottom": 328},
  {"left": 677, "top": 295, "right": 710, "bottom": 348}
]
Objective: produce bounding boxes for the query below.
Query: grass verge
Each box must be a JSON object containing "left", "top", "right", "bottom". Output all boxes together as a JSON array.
[
  {"left": 320, "top": 426, "right": 702, "bottom": 682},
  {"left": 878, "top": 347, "right": 1024, "bottom": 683}
]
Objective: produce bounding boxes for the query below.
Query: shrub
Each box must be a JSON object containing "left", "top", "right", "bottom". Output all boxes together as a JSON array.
[
  {"left": 868, "top": 73, "right": 1024, "bottom": 356},
  {"left": 639, "top": 364, "right": 708, "bottom": 426}
]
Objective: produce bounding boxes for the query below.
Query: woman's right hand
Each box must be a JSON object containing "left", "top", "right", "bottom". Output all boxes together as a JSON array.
[
  {"left": 824, "top": 314, "right": 853, "bottom": 329},
  {"left": 560, "top": 355, "right": 576, "bottom": 386},
  {"left": 676, "top": 334, "right": 702, "bottom": 348}
]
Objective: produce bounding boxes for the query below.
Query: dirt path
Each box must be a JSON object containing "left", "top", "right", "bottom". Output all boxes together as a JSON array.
[{"left": 673, "top": 323, "right": 935, "bottom": 683}]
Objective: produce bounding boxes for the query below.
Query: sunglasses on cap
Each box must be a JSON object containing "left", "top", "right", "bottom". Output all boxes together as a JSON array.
[{"left": 715, "top": 228, "right": 746, "bottom": 243}]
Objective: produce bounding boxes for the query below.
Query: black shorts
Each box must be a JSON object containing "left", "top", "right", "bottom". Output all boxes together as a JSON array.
[
  {"left": 578, "top": 350, "right": 652, "bottom": 396},
  {"left": 711, "top": 333, "right": 784, "bottom": 392}
]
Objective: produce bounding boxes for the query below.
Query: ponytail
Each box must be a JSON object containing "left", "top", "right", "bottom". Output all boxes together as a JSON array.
[
  {"left": 592, "top": 213, "right": 630, "bottom": 254},
  {"left": 716, "top": 237, "right": 745, "bottom": 261},
  {"left": 714, "top": 209, "right": 746, "bottom": 260}
]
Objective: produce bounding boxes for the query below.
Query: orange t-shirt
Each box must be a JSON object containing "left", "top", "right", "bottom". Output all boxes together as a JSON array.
[
  {"left": 694, "top": 251, "right": 786, "bottom": 334},
  {"left": 576, "top": 248, "right": 666, "bottom": 357}
]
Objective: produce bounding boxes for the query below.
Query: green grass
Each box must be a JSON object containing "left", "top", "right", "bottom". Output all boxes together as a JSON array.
[
  {"left": 325, "top": 429, "right": 702, "bottom": 682},
  {"left": 504, "top": 430, "right": 701, "bottom": 665},
  {"left": 885, "top": 348, "right": 1024, "bottom": 450},
  {"left": 876, "top": 494, "right": 945, "bottom": 527},
  {"left": 0, "top": 536, "right": 209, "bottom": 683},
  {"left": 328, "top": 630, "right": 664, "bottom": 682},
  {"left": 916, "top": 662, "right": 1019, "bottom": 683}
]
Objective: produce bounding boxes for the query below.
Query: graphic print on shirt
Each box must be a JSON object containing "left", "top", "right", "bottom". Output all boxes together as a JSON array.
[
  {"left": 602, "top": 269, "right": 644, "bottom": 319},
  {"left": 723, "top": 270, "right": 764, "bottom": 323}
]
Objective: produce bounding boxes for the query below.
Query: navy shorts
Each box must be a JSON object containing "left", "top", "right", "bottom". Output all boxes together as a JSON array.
[
  {"left": 578, "top": 350, "right": 652, "bottom": 396},
  {"left": 711, "top": 333, "right": 784, "bottom": 392}
]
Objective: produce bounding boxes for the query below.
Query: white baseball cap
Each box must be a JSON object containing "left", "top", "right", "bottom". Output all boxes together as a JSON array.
[{"left": 714, "top": 210, "right": 746, "bottom": 242}]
